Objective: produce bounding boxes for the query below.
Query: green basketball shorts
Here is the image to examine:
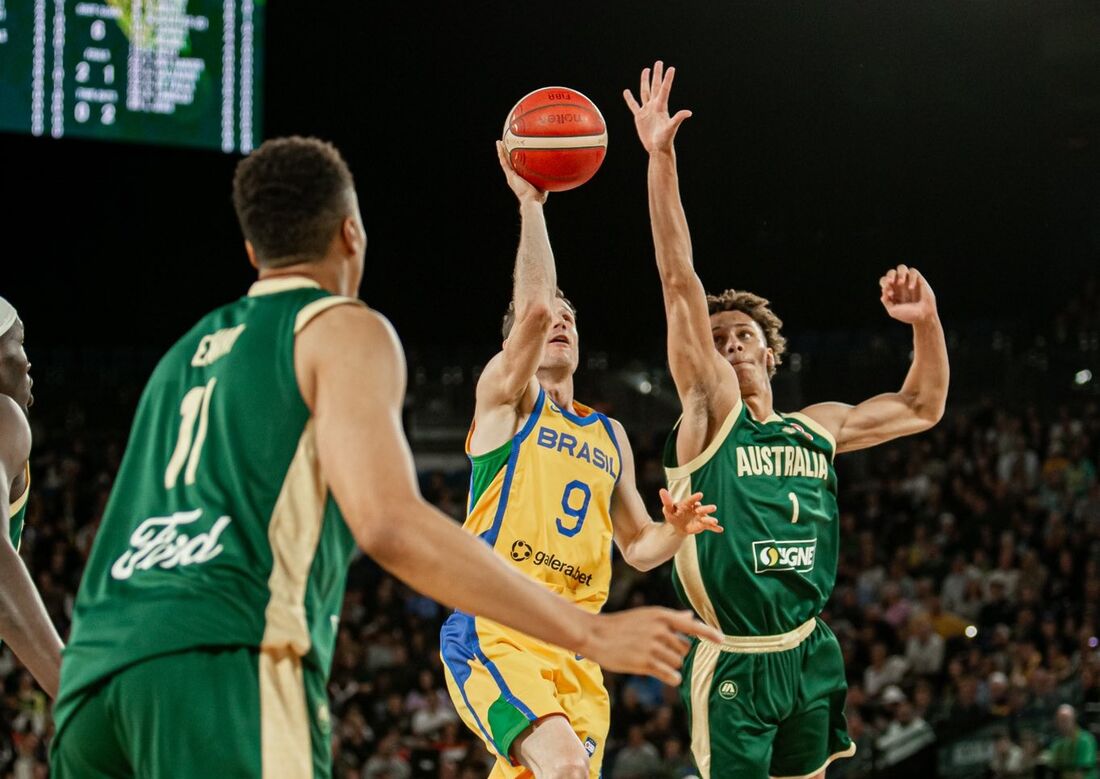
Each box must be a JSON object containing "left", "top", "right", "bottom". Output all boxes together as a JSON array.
[
  {"left": 680, "top": 618, "right": 855, "bottom": 779},
  {"left": 51, "top": 646, "right": 331, "bottom": 779}
]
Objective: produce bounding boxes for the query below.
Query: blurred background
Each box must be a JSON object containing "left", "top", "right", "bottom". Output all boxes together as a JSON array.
[{"left": 2, "top": 1, "right": 1100, "bottom": 776}]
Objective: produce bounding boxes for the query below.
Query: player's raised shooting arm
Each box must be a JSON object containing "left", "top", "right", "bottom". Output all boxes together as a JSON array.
[
  {"left": 625, "top": 62, "right": 738, "bottom": 410},
  {"left": 608, "top": 418, "right": 721, "bottom": 572},
  {"left": 800, "top": 266, "right": 948, "bottom": 453},
  {"left": 0, "top": 397, "right": 63, "bottom": 699},
  {"left": 298, "top": 305, "right": 721, "bottom": 684},
  {"left": 475, "top": 142, "right": 556, "bottom": 412}
]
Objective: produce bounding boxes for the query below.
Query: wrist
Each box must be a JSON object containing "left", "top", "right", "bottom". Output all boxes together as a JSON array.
[
  {"left": 648, "top": 147, "right": 676, "bottom": 161},
  {"left": 518, "top": 196, "right": 544, "bottom": 211},
  {"left": 569, "top": 610, "right": 599, "bottom": 657}
]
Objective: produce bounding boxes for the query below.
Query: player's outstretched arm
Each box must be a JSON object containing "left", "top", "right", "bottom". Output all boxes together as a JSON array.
[
  {"left": 474, "top": 143, "right": 555, "bottom": 427},
  {"left": 298, "top": 305, "right": 721, "bottom": 684},
  {"left": 801, "top": 265, "right": 949, "bottom": 453},
  {"left": 609, "top": 418, "right": 721, "bottom": 572},
  {"left": 625, "top": 61, "right": 739, "bottom": 418},
  {"left": 0, "top": 397, "right": 63, "bottom": 698}
]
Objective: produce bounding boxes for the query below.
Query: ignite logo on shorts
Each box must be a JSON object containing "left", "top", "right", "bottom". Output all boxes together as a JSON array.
[
  {"left": 584, "top": 737, "right": 597, "bottom": 757},
  {"left": 752, "top": 539, "right": 817, "bottom": 574},
  {"left": 718, "top": 680, "right": 738, "bottom": 700}
]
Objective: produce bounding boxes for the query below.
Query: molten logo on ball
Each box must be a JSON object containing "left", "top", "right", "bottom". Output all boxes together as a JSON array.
[{"left": 502, "top": 86, "right": 607, "bottom": 192}]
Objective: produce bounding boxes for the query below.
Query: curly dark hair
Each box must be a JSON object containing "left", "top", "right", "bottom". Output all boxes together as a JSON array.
[
  {"left": 707, "top": 289, "right": 787, "bottom": 377},
  {"left": 232, "top": 136, "right": 356, "bottom": 267},
  {"left": 501, "top": 290, "right": 576, "bottom": 339}
]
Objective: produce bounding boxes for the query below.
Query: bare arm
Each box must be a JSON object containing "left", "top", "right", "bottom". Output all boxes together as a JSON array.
[
  {"left": 298, "top": 305, "right": 719, "bottom": 684},
  {"left": 801, "top": 265, "right": 949, "bottom": 453},
  {"left": 625, "top": 62, "right": 739, "bottom": 422},
  {"left": 609, "top": 418, "right": 721, "bottom": 572},
  {"left": 472, "top": 144, "right": 555, "bottom": 452},
  {"left": 0, "top": 397, "right": 63, "bottom": 698}
]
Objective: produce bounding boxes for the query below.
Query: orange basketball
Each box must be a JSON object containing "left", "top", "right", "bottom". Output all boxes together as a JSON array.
[{"left": 502, "top": 87, "right": 607, "bottom": 192}]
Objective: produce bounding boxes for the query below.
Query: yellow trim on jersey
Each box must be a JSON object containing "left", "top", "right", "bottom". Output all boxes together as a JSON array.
[
  {"left": 783, "top": 412, "right": 838, "bottom": 460},
  {"left": 664, "top": 399, "right": 744, "bottom": 481},
  {"left": 248, "top": 276, "right": 322, "bottom": 297},
  {"left": 713, "top": 617, "right": 816, "bottom": 654},
  {"left": 770, "top": 743, "right": 857, "bottom": 779},
  {"left": 294, "top": 296, "right": 364, "bottom": 334},
  {"left": 262, "top": 422, "right": 326, "bottom": 655},
  {"left": 259, "top": 648, "right": 313, "bottom": 779},
  {"left": 8, "top": 463, "right": 30, "bottom": 516},
  {"left": 689, "top": 639, "right": 722, "bottom": 779},
  {"left": 669, "top": 475, "right": 722, "bottom": 631}
]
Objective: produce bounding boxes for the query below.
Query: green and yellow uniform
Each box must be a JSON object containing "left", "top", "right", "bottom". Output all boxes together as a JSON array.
[
  {"left": 8, "top": 464, "right": 29, "bottom": 549},
  {"left": 665, "top": 400, "right": 855, "bottom": 779},
  {"left": 441, "top": 389, "right": 620, "bottom": 777},
  {"left": 52, "top": 277, "right": 362, "bottom": 779}
]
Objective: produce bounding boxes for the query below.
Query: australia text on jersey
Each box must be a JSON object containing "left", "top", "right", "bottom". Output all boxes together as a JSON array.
[{"left": 735, "top": 444, "right": 828, "bottom": 480}]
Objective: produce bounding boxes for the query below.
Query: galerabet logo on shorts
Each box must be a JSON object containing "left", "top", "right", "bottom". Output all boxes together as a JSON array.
[{"left": 752, "top": 539, "right": 817, "bottom": 574}]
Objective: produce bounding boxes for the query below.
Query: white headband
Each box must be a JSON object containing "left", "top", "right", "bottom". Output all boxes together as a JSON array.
[{"left": 0, "top": 297, "right": 16, "bottom": 337}]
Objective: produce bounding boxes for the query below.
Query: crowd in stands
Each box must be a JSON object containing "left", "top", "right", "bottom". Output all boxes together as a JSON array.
[{"left": 1, "top": 280, "right": 1097, "bottom": 777}]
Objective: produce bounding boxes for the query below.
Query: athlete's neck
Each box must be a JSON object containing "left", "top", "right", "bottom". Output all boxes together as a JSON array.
[
  {"left": 742, "top": 385, "right": 775, "bottom": 422},
  {"left": 537, "top": 370, "right": 575, "bottom": 414},
  {"left": 256, "top": 257, "right": 358, "bottom": 298}
]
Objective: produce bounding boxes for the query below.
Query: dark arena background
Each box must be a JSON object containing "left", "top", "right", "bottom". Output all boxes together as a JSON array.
[{"left": 3, "top": 1, "right": 1100, "bottom": 777}]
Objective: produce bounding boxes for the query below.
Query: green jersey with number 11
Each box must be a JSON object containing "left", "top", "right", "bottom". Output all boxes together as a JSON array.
[{"left": 57, "top": 277, "right": 361, "bottom": 718}]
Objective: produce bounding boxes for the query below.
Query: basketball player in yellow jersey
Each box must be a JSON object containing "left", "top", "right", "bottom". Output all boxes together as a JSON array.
[
  {"left": 0, "top": 298, "right": 64, "bottom": 698},
  {"left": 441, "top": 143, "right": 724, "bottom": 779}
]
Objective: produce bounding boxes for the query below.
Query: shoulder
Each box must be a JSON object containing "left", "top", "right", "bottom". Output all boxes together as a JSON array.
[{"left": 0, "top": 396, "right": 31, "bottom": 470}]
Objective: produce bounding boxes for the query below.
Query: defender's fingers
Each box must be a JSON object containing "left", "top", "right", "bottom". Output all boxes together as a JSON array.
[{"left": 623, "top": 89, "right": 641, "bottom": 114}]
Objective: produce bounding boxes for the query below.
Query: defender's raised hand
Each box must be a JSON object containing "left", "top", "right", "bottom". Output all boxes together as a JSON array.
[
  {"left": 624, "top": 60, "right": 693, "bottom": 154},
  {"left": 496, "top": 140, "right": 547, "bottom": 205},
  {"left": 660, "top": 488, "right": 723, "bottom": 536},
  {"left": 880, "top": 264, "right": 938, "bottom": 325}
]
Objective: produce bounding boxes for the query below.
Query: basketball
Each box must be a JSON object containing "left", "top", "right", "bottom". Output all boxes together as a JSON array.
[{"left": 502, "top": 87, "right": 608, "bottom": 192}]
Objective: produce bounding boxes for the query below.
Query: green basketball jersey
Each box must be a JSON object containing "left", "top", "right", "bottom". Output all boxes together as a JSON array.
[
  {"left": 58, "top": 277, "right": 361, "bottom": 715},
  {"left": 665, "top": 400, "right": 839, "bottom": 637},
  {"left": 8, "top": 464, "right": 29, "bottom": 550}
]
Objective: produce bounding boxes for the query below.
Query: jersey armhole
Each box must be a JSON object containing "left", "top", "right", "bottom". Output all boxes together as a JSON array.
[{"left": 664, "top": 399, "right": 744, "bottom": 480}]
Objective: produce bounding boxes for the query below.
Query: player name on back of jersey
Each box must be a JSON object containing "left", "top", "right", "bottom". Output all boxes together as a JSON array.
[{"left": 735, "top": 445, "right": 829, "bottom": 480}]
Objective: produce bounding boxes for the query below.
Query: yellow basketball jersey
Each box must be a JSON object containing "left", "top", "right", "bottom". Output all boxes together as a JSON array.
[{"left": 464, "top": 388, "right": 620, "bottom": 614}]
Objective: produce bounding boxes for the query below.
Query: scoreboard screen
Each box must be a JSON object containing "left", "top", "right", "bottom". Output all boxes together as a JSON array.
[{"left": 0, "top": 0, "right": 263, "bottom": 154}]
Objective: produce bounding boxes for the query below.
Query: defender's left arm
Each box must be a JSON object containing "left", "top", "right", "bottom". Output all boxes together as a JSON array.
[
  {"left": 609, "top": 418, "right": 721, "bottom": 572},
  {"left": 801, "top": 265, "right": 949, "bottom": 454}
]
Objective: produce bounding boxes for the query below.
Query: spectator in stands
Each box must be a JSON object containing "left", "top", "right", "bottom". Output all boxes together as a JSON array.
[
  {"left": 864, "top": 641, "right": 909, "bottom": 698},
  {"left": 1046, "top": 704, "right": 1099, "bottom": 779},
  {"left": 611, "top": 724, "right": 661, "bottom": 779},
  {"left": 989, "top": 729, "right": 1027, "bottom": 778},
  {"left": 906, "top": 611, "right": 946, "bottom": 677}
]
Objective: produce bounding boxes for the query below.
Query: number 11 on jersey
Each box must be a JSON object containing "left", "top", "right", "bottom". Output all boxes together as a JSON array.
[{"left": 164, "top": 378, "right": 217, "bottom": 489}]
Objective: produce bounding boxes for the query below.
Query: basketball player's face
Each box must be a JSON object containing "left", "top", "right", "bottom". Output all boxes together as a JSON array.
[
  {"left": 0, "top": 321, "right": 33, "bottom": 414},
  {"left": 710, "top": 310, "right": 773, "bottom": 391},
  {"left": 540, "top": 299, "right": 579, "bottom": 374}
]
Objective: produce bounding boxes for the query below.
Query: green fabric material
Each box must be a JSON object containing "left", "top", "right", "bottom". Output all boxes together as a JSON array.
[
  {"left": 681, "top": 621, "right": 853, "bottom": 779},
  {"left": 487, "top": 695, "right": 534, "bottom": 760},
  {"left": 1050, "top": 729, "right": 1099, "bottom": 778},
  {"left": 666, "top": 404, "right": 841, "bottom": 636},
  {"left": 468, "top": 439, "right": 512, "bottom": 512}
]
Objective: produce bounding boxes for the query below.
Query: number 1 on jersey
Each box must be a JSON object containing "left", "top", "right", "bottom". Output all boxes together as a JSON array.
[
  {"left": 788, "top": 492, "right": 800, "bottom": 524},
  {"left": 165, "top": 378, "right": 217, "bottom": 489}
]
